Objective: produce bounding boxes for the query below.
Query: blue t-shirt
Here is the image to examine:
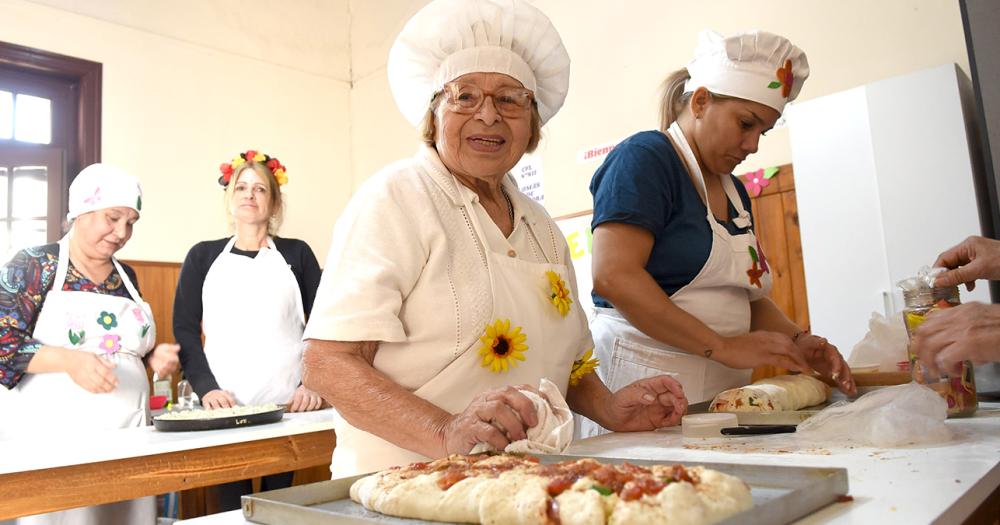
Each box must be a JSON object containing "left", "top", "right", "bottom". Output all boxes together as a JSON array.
[{"left": 589, "top": 130, "right": 755, "bottom": 308}]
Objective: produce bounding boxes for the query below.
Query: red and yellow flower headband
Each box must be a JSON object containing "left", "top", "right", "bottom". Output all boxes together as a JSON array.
[{"left": 218, "top": 149, "right": 288, "bottom": 188}]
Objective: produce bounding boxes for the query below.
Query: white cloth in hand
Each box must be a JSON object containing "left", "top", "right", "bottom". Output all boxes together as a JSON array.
[{"left": 470, "top": 378, "right": 573, "bottom": 455}]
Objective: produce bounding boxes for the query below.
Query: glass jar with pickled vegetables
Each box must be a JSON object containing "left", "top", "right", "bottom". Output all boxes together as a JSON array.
[{"left": 899, "top": 271, "right": 977, "bottom": 418}]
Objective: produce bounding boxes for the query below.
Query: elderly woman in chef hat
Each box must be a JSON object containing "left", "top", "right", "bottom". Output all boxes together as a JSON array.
[
  {"left": 581, "top": 31, "right": 856, "bottom": 436},
  {"left": 302, "top": 0, "right": 687, "bottom": 478},
  {"left": 0, "top": 163, "right": 179, "bottom": 524}
]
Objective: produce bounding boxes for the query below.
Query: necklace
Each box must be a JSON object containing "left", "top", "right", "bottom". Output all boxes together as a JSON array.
[{"left": 501, "top": 188, "right": 515, "bottom": 226}]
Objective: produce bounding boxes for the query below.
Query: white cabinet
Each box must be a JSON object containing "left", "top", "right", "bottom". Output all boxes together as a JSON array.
[{"left": 788, "top": 63, "right": 988, "bottom": 355}]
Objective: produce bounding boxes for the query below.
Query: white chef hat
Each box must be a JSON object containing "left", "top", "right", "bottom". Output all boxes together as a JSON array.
[
  {"left": 67, "top": 163, "right": 143, "bottom": 221},
  {"left": 685, "top": 30, "right": 809, "bottom": 113},
  {"left": 387, "top": 0, "right": 571, "bottom": 127}
]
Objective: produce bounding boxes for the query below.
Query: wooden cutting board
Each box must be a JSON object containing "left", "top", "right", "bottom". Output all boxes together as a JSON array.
[{"left": 853, "top": 371, "right": 911, "bottom": 386}]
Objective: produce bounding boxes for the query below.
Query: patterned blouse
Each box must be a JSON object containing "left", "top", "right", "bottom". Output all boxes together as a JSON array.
[{"left": 0, "top": 243, "right": 138, "bottom": 389}]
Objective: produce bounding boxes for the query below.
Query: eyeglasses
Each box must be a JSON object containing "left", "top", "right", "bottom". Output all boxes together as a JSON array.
[{"left": 442, "top": 82, "right": 534, "bottom": 118}]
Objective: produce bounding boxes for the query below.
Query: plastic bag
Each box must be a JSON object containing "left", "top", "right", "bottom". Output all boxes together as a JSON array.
[
  {"left": 795, "top": 383, "right": 950, "bottom": 447},
  {"left": 848, "top": 311, "right": 908, "bottom": 372}
]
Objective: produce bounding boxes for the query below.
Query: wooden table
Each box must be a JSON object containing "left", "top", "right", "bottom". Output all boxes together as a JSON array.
[{"left": 0, "top": 410, "right": 335, "bottom": 520}]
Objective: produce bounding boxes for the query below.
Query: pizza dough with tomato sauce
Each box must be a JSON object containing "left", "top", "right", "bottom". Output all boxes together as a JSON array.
[{"left": 349, "top": 453, "right": 752, "bottom": 524}]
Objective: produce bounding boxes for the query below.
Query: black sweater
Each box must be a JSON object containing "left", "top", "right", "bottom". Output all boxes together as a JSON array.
[{"left": 173, "top": 237, "right": 321, "bottom": 398}]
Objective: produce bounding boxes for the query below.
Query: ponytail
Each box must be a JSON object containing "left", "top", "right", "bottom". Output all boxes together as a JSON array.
[{"left": 658, "top": 68, "right": 692, "bottom": 131}]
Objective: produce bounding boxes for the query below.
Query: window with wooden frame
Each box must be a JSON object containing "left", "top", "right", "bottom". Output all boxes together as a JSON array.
[{"left": 0, "top": 41, "right": 101, "bottom": 260}]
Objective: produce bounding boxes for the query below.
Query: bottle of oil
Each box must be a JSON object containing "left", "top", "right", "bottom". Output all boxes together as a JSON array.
[
  {"left": 153, "top": 373, "right": 173, "bottom": 404},
  {"left": 899, "top": 270, "right": 977, "bottom": 417}
]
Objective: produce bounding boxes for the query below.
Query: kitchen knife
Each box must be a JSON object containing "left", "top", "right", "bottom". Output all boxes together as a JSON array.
[{"left": 720, "top": 425, "right": 797, "bottom": 435}]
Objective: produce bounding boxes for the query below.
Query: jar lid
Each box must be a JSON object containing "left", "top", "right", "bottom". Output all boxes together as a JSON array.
[{"left": 682, "top": 413, "right": 738, "bottom": 438}]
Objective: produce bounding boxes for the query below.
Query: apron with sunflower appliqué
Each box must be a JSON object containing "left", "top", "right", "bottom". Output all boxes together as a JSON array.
[{"left": 330, "top": 179, "right": 591, "bottom": 478}]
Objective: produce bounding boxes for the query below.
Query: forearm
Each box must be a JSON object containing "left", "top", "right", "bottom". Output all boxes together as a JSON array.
[
  {"left": 24, "top": 345, "right": 75, "bottom": 375},
  {"left": 178, "top": 356, "right": 219, "bottom": 397},
  {"left": 175, "top": 332, "right": 220, "bottom": 397},
  {"left": 749, "top": 298, "right": 800, "bottom": 335},
  {"left": 567, "top": 372, "right": 616, "bottom": 429},
  {"left": 302, "top": 339, "right": 452, "bottom": 459},
  {"left": 597, "top": 269, "right": 723, "bottom": 357}
]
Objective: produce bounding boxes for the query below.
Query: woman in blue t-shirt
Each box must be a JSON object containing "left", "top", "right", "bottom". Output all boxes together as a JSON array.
[{"left": 583, "top": 31, "right": 855, "bottom": 434}]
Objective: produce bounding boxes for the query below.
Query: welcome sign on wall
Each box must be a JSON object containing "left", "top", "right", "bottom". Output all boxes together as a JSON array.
[{"left": 554, "top": 210, "right": 595, "bottom": 319}]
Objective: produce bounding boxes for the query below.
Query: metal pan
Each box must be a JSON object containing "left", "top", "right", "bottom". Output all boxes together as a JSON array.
[
  {"left": 241, "top": 454, "right": 849, "bottom": 525},
  {"left": 152, "top": 406, "right": 285, "bottom": 432}
]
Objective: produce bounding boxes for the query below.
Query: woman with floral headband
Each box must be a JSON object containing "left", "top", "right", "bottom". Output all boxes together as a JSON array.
[
  {"left": 301, "top": 0, "right": 686, "bottom": 479},
  {"left": 172, "top": 149, "right": 323, "bottom": 510},
  {"left": 581, "top": 31, "right": 855, "bottom": 437},
  {"left": 0, "top": 163, "right": 180, "bottom": 524}
]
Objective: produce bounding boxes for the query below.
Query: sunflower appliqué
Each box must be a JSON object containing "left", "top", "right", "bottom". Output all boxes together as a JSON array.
[
  {"left": 545, "top": 271, "right": 573, "bottom": 317},
  {"left": 478, "top": 319, "right": 528, "bottom": 373},
  {"left": 569, "top": 349, "right": 600, "bottom": 386}
]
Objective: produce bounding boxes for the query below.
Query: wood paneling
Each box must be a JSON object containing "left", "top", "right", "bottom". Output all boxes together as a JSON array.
[
  {"left": 748, "top": 165, "right": 809, "bottom": 382},
  {"left": 123, "top": 260, "right": 181, "bottom": 348},
  {"left": 782, "top": 190, "right": 810, "bottom": 330},
  {"left": 754, "top": 191, "right": 794, "bottom": 317},
  {"left": 123, "top": 259, "right": 182, "bottom": 398}
]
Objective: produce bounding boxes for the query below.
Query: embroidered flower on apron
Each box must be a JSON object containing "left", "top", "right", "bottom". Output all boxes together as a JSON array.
[
  {"left": 131, "top": 307, "right": 151, "bottom": 338},
  {"left": 478, "top": 318, "right": 528, "bottom": 373},
  {"left": 756, "top": 239, "right": 770, "bottom": 273},
  {"left": 97, "top": 311, "right": 118, "bottom": 329},
  {"left": 545, "top": 270, "right": 573, "bottom": 317},
  {"left": 100, "top": 334, "right": 121, "bottom": 354},
  {"left": 66, "top": 313, "right": 86, "bottom": 345},
  {"left": 67, "top": 329, "right": 85, "bottom": 346},
  {"left": 569, "top": 348, "right": 599, "bottom": 386},
  {"left": 747, "top": 243, "right": 771, "bottom": 288}
]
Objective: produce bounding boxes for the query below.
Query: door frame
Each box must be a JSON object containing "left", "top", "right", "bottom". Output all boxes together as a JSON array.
[
  {"left": 0, "top": 41, "right": 102, "bottom": 173},
  {"left": 0, "top": 145, "right": 65, "bottom": 243}
]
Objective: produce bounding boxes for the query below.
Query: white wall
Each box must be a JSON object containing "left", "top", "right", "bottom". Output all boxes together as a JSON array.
[
  {"left": 349, "top": 0, "right": 972, "bottom": 218},
  {"left": 0, "top": 0, "right": 352, "bottom": 262},
  {"left": 0, "top": 0, "right": 975, "bottom": 261}
]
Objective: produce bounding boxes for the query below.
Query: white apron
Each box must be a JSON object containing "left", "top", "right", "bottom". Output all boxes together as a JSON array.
[
  {"left": 201, "top": 237, "right": 304, "bottom": 406},
  {"left": 582, "top": 123, "right": 772, "bottom": 436},
  {"left": 330, "top": 185, "right": 586, "bottom": 478},
  {"left": 8, "top": 232, "right": 156, "bottom": 524}
]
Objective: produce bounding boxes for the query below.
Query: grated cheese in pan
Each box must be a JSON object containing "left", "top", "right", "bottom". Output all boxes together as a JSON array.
[{"left": 155, "top": 403, "right": 281, "bottom": 421}]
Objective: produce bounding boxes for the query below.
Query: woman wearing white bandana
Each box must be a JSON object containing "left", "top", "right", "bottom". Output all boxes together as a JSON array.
[
  {"left": 582, "top": 31, "right": 856, "bottom": 436},
  {"left": 303, "top": 0, "right": 687, "bottom": 478},
  {"left": 0, "top": 164, "right": 180, "bottom": 524}
]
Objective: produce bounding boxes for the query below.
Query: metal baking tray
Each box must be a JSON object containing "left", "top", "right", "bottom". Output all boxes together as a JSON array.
[
  {"left": 241, "top": 455, "right": 848, "bottom": 524},
  {"left": 152, "top": 406, "right": 284, "bottom": 431}
]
